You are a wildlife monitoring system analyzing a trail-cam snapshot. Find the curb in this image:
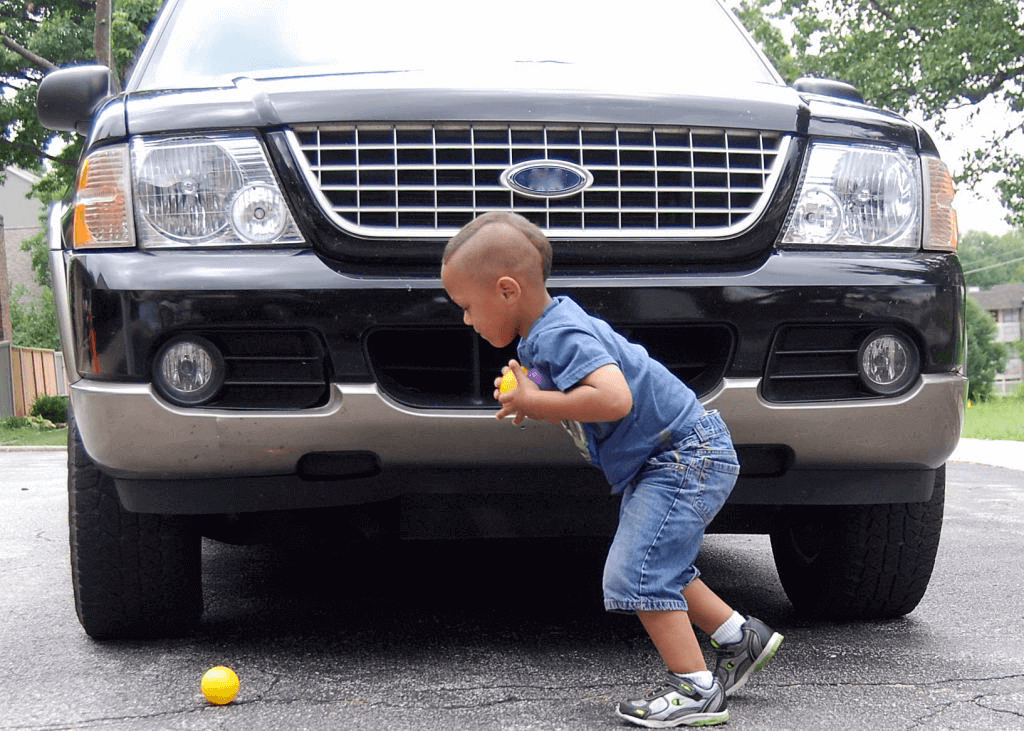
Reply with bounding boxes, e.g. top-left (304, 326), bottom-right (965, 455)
top-left (0, 445), bottom-right (67, 452)
top-left (949, 438), bottom-right (1024, 473)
